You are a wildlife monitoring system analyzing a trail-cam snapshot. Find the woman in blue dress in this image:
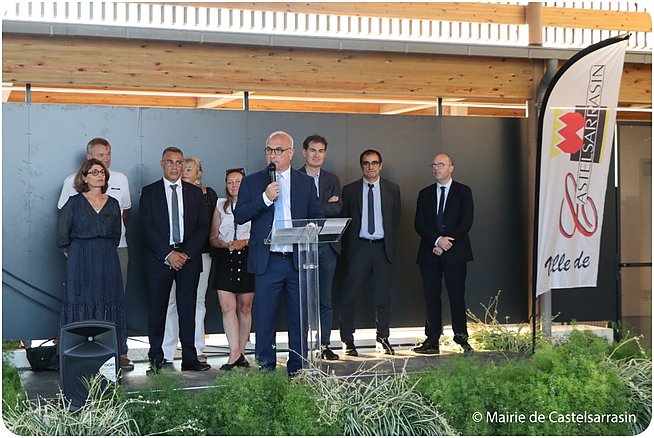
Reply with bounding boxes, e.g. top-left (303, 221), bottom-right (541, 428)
top-left (57, 158), bottom-right (128, 367)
